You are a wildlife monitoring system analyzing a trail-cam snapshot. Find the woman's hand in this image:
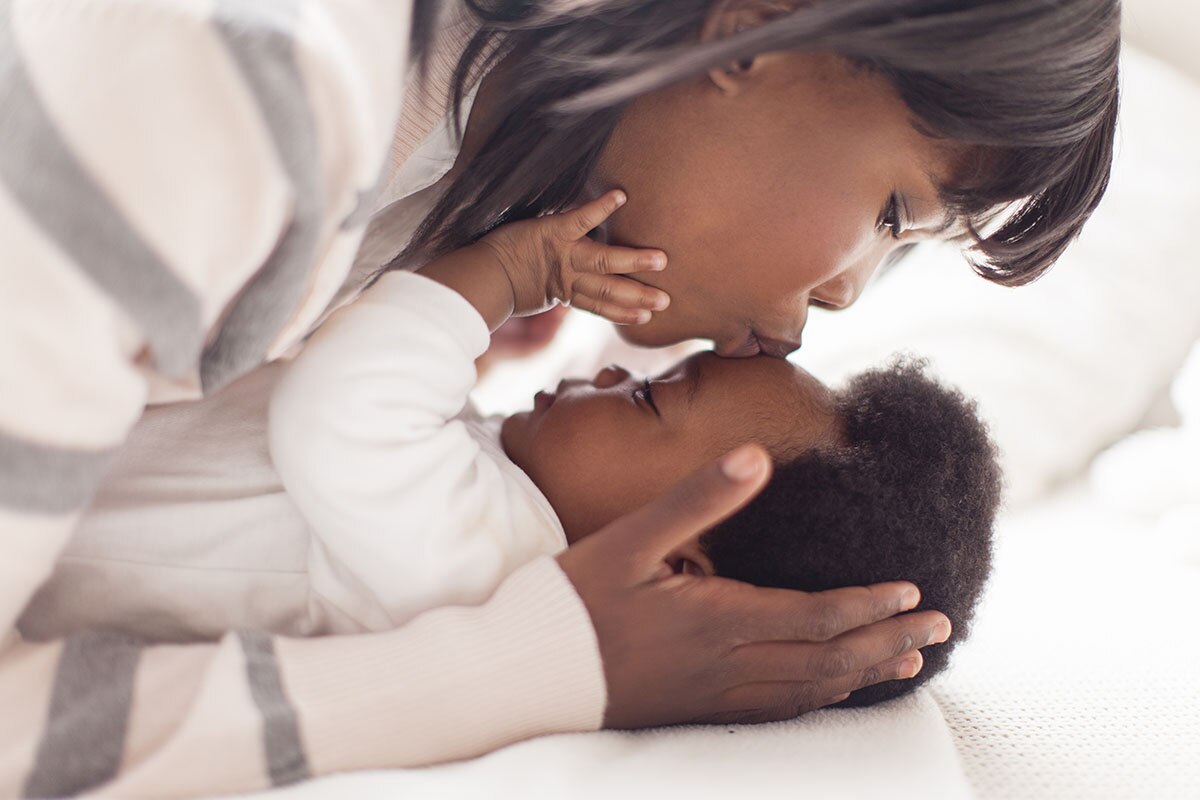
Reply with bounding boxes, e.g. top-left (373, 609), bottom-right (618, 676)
top-left (557, 444), bottom-right (951, 728)
top-left (480, 190), bottom-right (671, 325)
